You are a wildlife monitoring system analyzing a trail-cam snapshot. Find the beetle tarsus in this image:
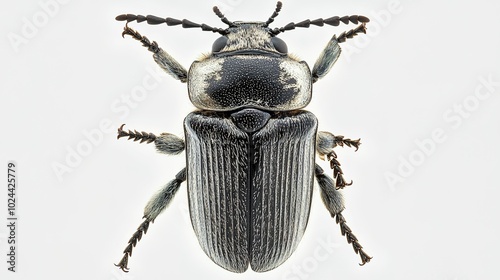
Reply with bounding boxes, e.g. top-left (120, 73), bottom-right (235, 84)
top-left (334, 135), bottom-right (361, 151)
top-left (317, 133), bottom-right (361, 189)
top-left (117, 124), bottom-right (157, 143)
top-left (115, 169), bottom-right (186, 272)
top-left (119, 23), bottom-right (189, 82)
top-left (114, 255), bottom-right (130, 272)
top-left (327, 151), bottom-right (353, 189)
top-left (337, 23), bottom-right (368, 43)
top-left (334, 212), bottom-right (372, 265)
top-left (316, 164), bottom-right (372, 265)
top-left (330, 135), bottom-right (360, 188)
top-left (310, 21), bottom-right (368, 82)
top-left (117, 124), bottom-right (185, 155)
top-left (115, 219), bottom-right (151, 273)
top-left (121, 25), bottom-right (161, 53)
